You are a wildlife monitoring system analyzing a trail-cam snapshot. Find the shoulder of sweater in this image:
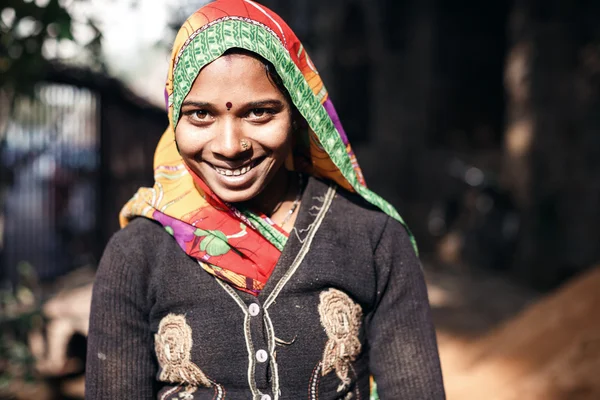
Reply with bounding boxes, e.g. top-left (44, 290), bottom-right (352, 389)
top-left (111, 216), bottom-right (165, 245)
top-left (93, 218), bottom-right (168, 300)
top-left (102, 217), bottom-right (169, 265)
top-left (317, 179), bottom-right (397, 241)
top-left (325, 181), bottom-right (415, 254)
